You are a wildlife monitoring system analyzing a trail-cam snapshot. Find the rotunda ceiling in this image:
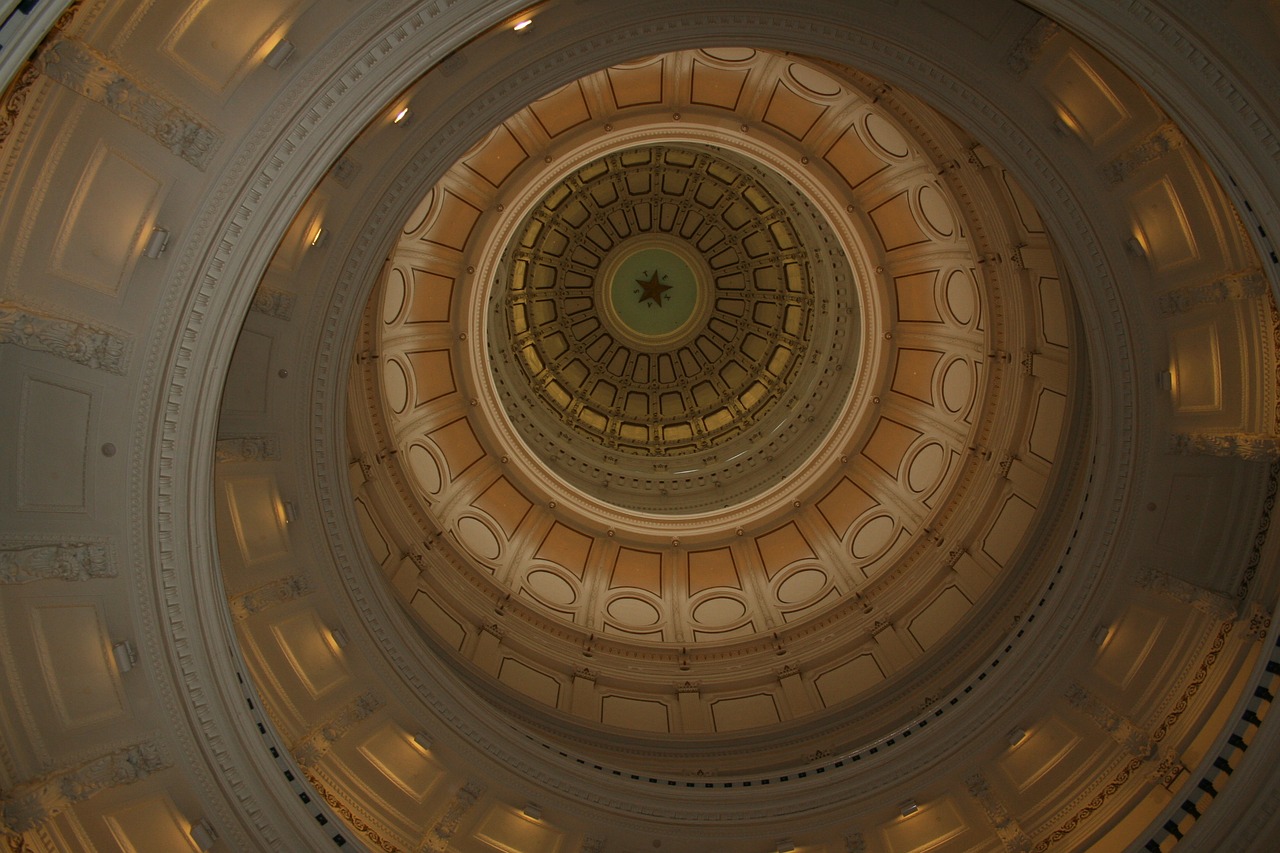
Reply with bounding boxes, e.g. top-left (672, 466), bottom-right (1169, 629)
top-left (352, 48), bottom-right (1080, 753)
